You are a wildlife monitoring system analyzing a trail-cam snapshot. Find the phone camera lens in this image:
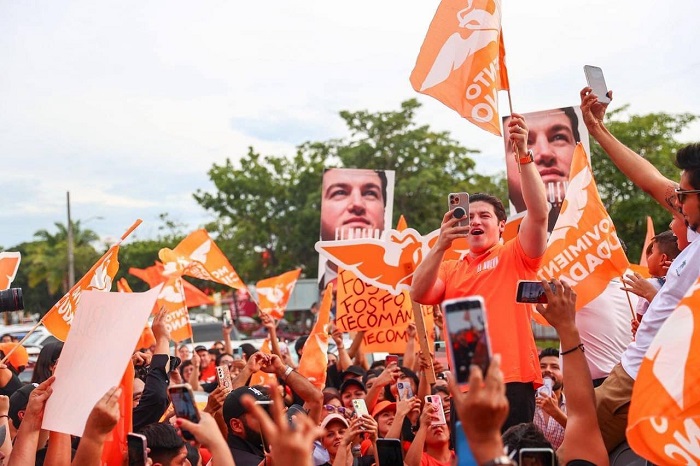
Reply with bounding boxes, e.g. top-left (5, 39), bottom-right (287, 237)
top-left (453, 207), bottom-right (466, 219)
